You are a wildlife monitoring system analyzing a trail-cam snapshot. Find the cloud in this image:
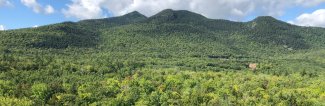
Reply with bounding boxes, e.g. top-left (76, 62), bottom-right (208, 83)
top-left (0, 0), bottom-right (12, 7)
top-left (0, 25), bottom-right (5, 31)
top-left (62, 0), bottom-right (105, 19)
top-left (62, 0), bottom-right (325, 20)
top-left (44, 5), bottom-right (54, 14)
top-left (295, 0), bottom-right (325, 7)
top-left (289, 9), bottom-right (325, 27)
top-left (33, 25), bottom-right (38, 28)
top-left (21, 0), bottom-right (55, 14)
